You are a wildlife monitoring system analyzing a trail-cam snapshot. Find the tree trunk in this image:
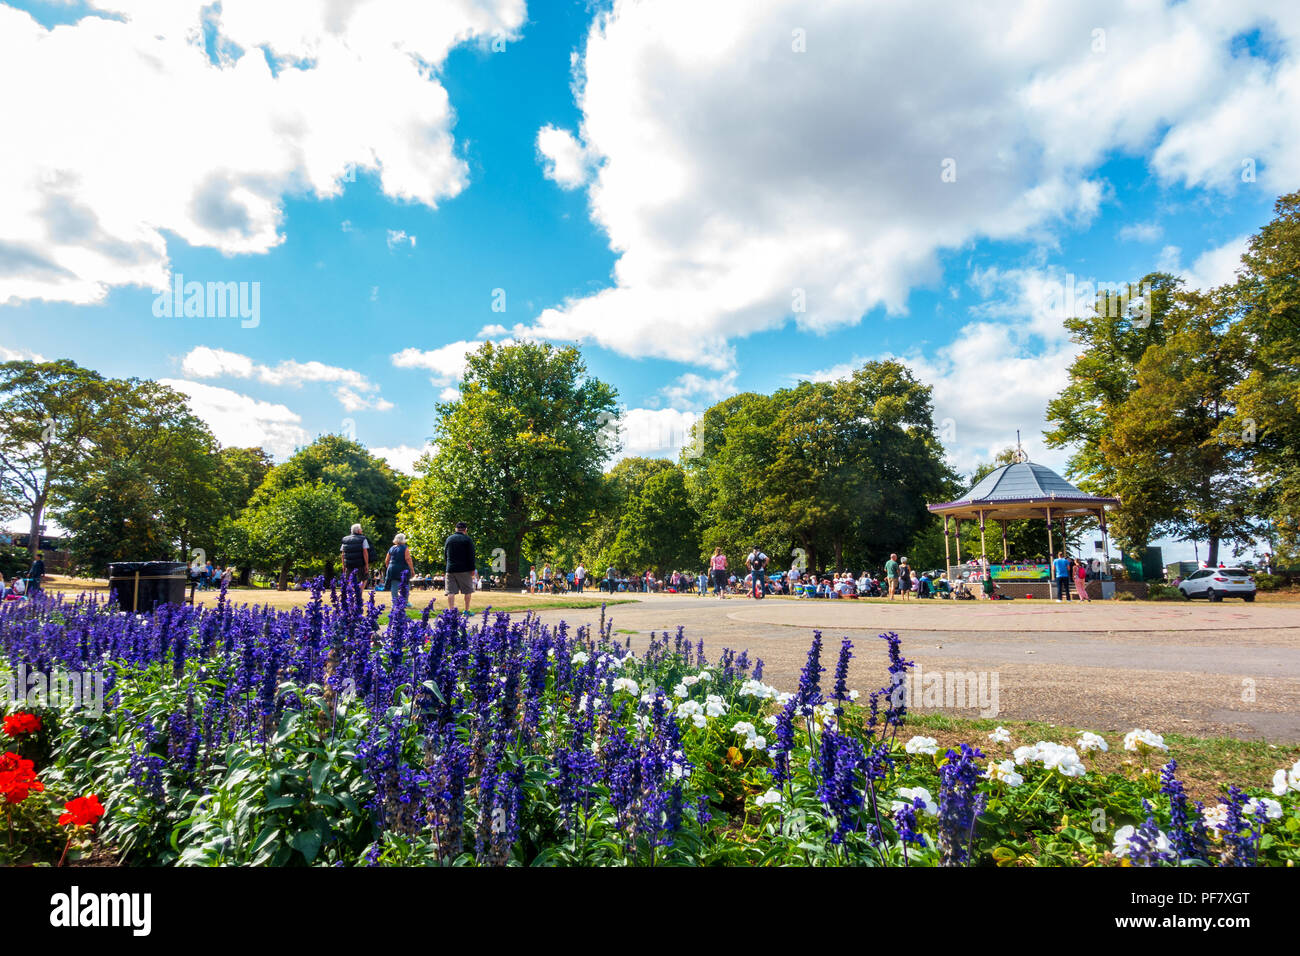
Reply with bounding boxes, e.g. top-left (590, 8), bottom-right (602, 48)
top-left (27, 494), bottom-right (45, 560)
top-left (834, 539), bottom-right (843, 572)
top-left (506, 533), bottom-right (525, 590)
top-left (1207, 537), bottom-right (1220, 567)
top-left (278, 557), bottom-right (291, 591)
top-left (324, 556), bottom-right (336, 586)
